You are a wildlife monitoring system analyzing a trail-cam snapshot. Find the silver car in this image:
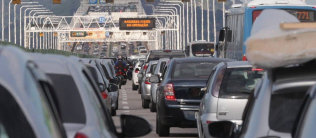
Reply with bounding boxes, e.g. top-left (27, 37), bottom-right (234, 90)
top-left (198, 61), bottom-right (264, 138)
top-left (140, 60), bottom-right (158, 108)
top-left (31, 54), bottom-right (117, 138)
top-left (207, 61), bottom-right (316, 138)
top-left (149, 58), bottom-right (170, 112)
top-left (0, 46), bottom-right (66, 138)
